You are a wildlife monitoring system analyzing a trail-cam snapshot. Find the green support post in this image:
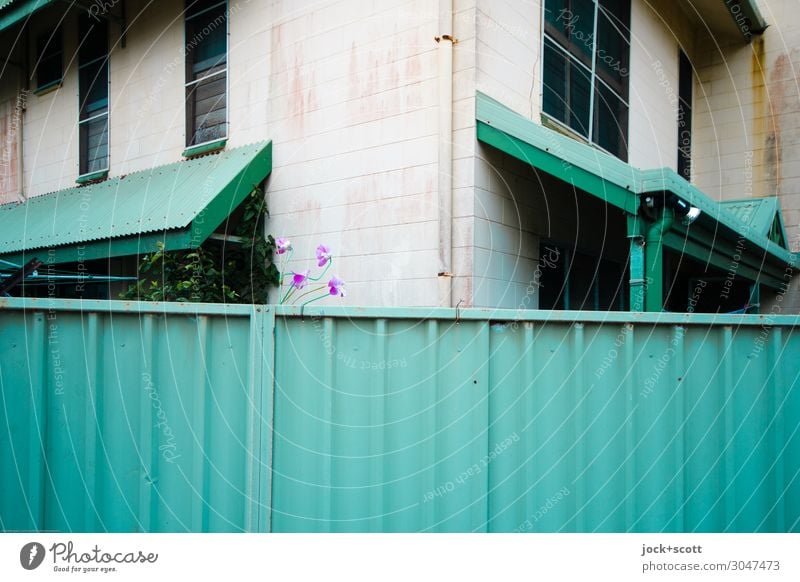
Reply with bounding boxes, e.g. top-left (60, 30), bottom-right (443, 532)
top-left (645, 207), bottom-right (675, 312)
